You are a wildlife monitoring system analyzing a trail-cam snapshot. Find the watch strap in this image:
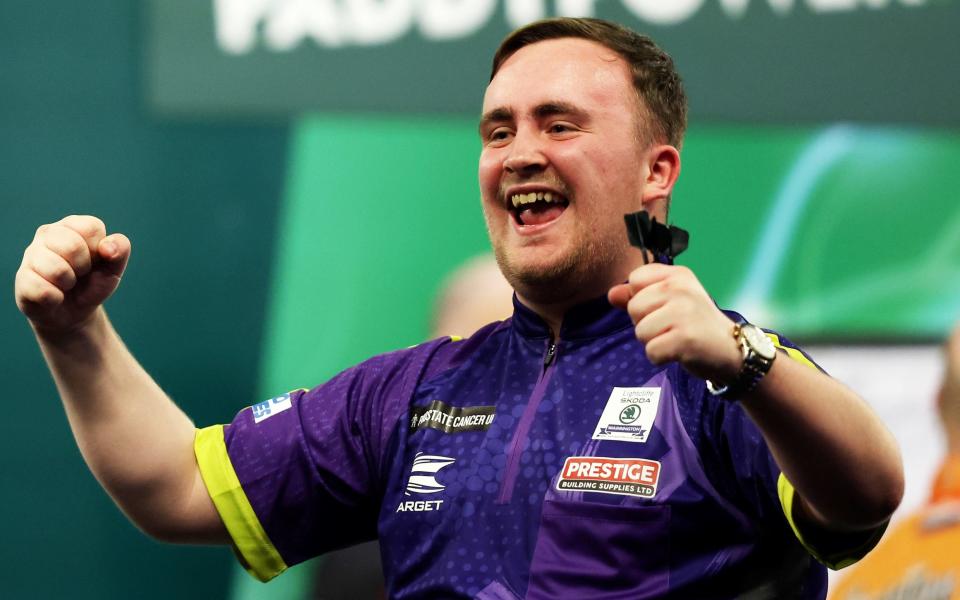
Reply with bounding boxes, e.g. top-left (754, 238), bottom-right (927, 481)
top-left (707, 322), bottom-right (776, 400)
